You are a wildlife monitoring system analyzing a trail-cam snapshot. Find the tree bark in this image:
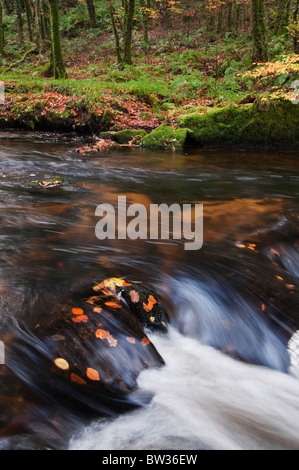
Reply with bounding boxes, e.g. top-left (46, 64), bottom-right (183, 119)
top-left (15, 0), bottom-right (24, 43)
top-left (294, 0), bottom-right (299, 53)
top-left (139, 0), bottom-right (149, 47)
top-left (0, 0), bottom-right (5, 58)
top-left (24, 0), bottom-right (34, 42)
top-left (47, 0), bottom-right (67, 78)
top-left (86, 0), bottom-right (97, 27)
top-left (251, 0), bottom-right (268, 63)
top-left (109, 0), bottom-right (122, 64)
top-left (123, 0), bottom-right (135, 64)
top-left (275, 0), bottom-right (291, 36)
